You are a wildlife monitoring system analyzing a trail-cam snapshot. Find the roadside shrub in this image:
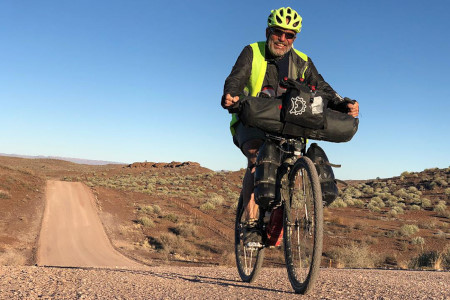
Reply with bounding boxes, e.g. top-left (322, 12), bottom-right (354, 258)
top-left (329, 243), bottom-right (378, 268)
top-left (408, 250), bottom-right (447, 270)
top-left (400, 224), bottom-right (419, 236)
top-left (158, 232), bottom-right (186, 254)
